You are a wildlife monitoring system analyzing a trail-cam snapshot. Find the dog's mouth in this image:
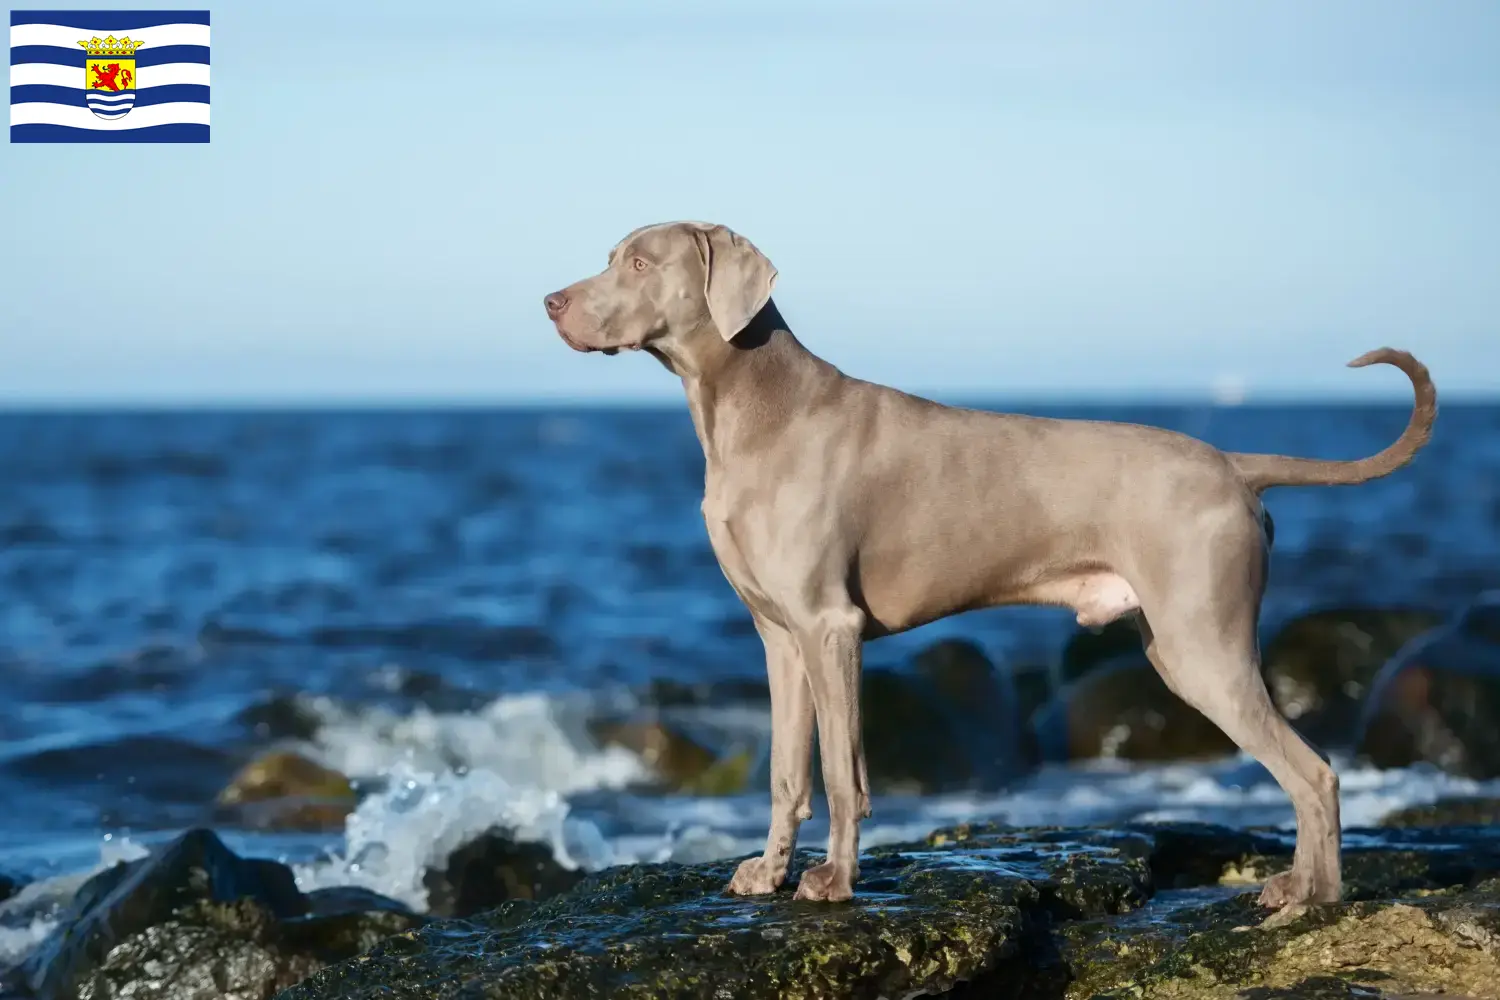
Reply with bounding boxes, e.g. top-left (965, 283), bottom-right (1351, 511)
top-left (555, 326), bottom-right (596, 354)
top-left (556, 325), bottom-right (638, 356)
